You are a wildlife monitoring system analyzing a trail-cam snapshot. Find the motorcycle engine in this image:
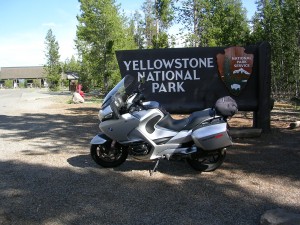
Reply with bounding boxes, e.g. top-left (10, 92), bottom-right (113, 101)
top-left (129, 142), bottom-right (151, 156)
